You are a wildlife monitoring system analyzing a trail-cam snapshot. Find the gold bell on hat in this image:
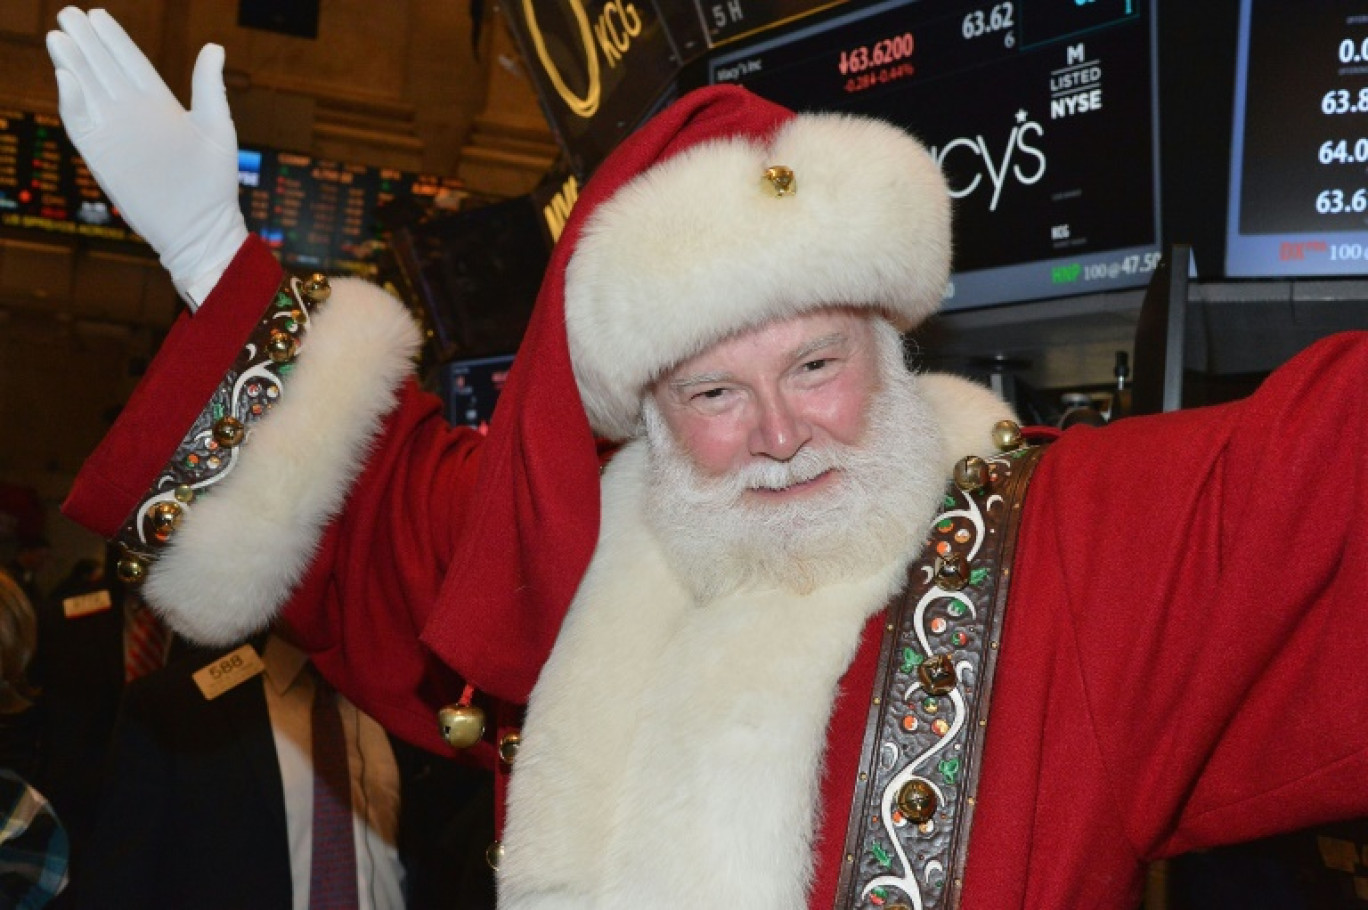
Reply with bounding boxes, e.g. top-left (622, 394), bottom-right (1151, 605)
top-left (762, 165), bottom-right (796, 197)
top-left (437, 703), bottom-right (486, 750)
